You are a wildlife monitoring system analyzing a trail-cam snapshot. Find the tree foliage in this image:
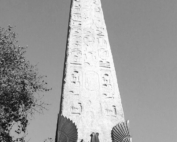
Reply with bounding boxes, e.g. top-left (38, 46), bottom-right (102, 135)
top-left (0, 26), bottom-right (50, 142)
